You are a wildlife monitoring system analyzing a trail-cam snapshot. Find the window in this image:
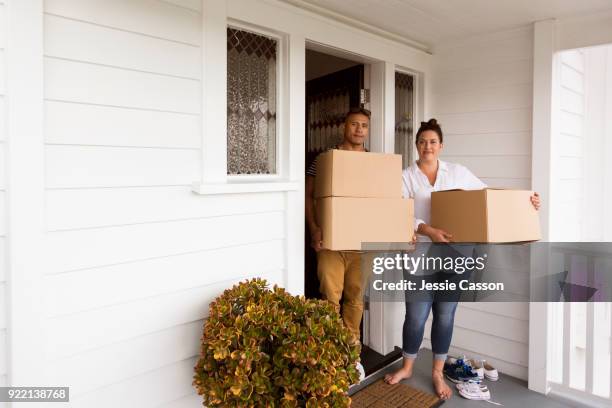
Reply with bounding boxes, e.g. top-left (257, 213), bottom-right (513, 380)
top-left (227, 27), bottom-right (278, 175)
top-left (394, 72), bottom-right (414, 168)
